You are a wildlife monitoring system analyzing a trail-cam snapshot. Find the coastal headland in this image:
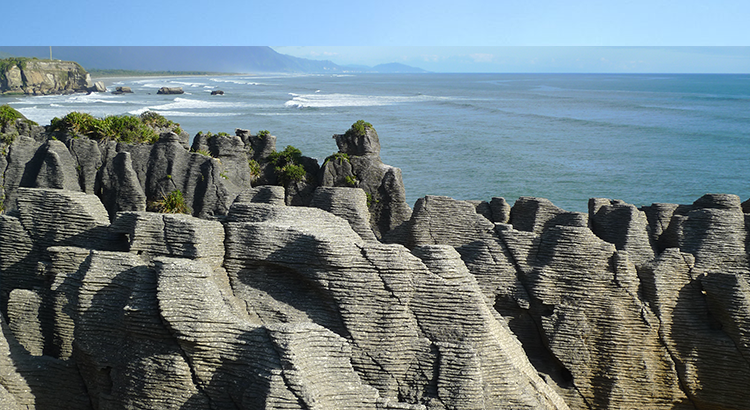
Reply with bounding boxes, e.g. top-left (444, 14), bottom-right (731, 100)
top-left (0, 106), bottom-right (749, 409)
